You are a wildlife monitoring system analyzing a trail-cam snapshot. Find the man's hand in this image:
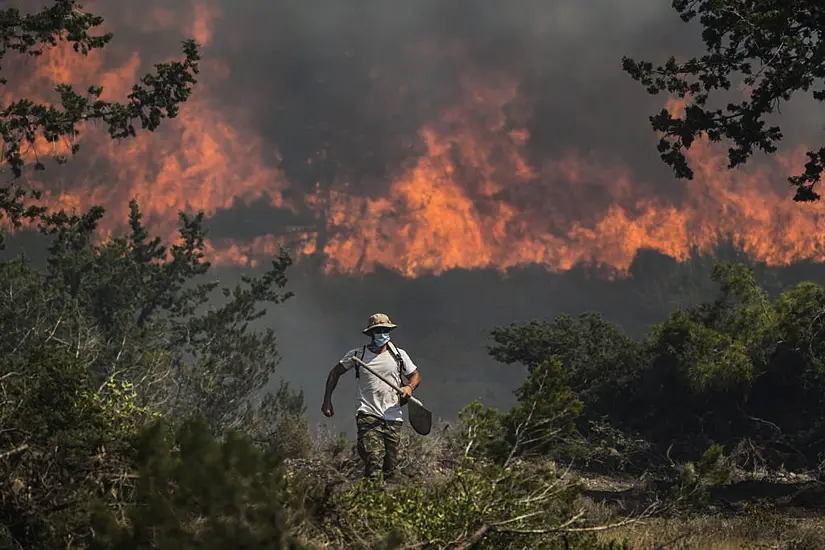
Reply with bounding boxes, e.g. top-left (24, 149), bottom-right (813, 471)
top-left (399, 385), bottom-right (413, 406)
top-left (321, 401), bottom-right (334, 418)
